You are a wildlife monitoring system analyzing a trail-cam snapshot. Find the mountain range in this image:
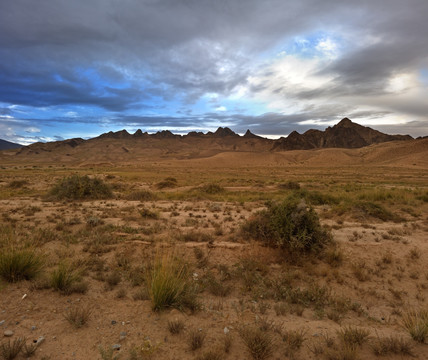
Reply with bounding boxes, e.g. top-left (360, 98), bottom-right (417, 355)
top-left (2, 118), bottom-right (424, 167)
top-left (0, 139), bottom-right (23, 151)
